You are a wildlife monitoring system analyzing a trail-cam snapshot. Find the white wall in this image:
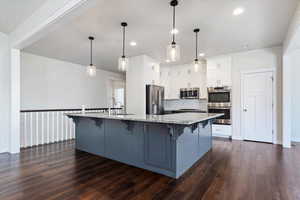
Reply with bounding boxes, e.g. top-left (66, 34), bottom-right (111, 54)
top-left (283, 2), bottom-right (300, 146)
top-left (21, 52), bottom-right (124, 110)
top-left (228, 46), bottom-right (283, 142)
top-left (126, 55), bottom-right (160, 115)
top-left (289, 50), bottom-right (300, 142)
top-left (160, 63), bottom-right (207, 99)
top-left (0, 32), bottom-right (10, 153)
top-left (284, 2), bottom-right (300, 53)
